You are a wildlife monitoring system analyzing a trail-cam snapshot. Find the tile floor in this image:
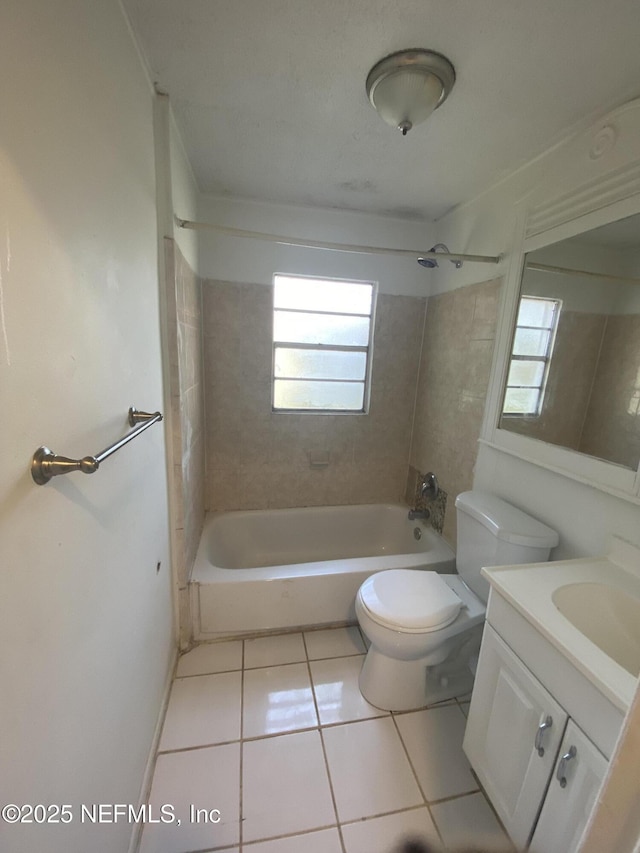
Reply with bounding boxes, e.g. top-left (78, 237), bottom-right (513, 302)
top-left (139, 627), bottom-right (513, 853)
